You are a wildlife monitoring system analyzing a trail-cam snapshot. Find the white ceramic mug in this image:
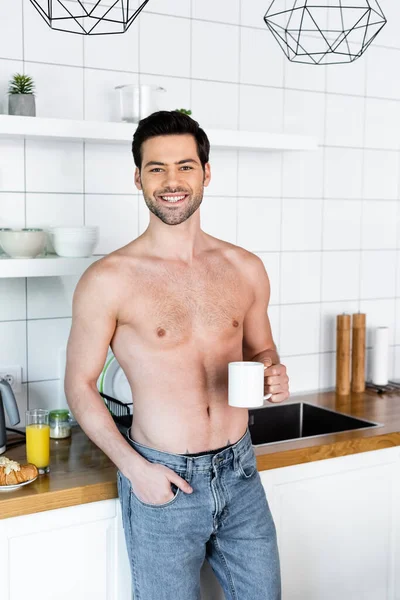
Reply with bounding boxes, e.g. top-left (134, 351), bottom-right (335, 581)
top-left (228, 361), bottom-right (272, 408)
